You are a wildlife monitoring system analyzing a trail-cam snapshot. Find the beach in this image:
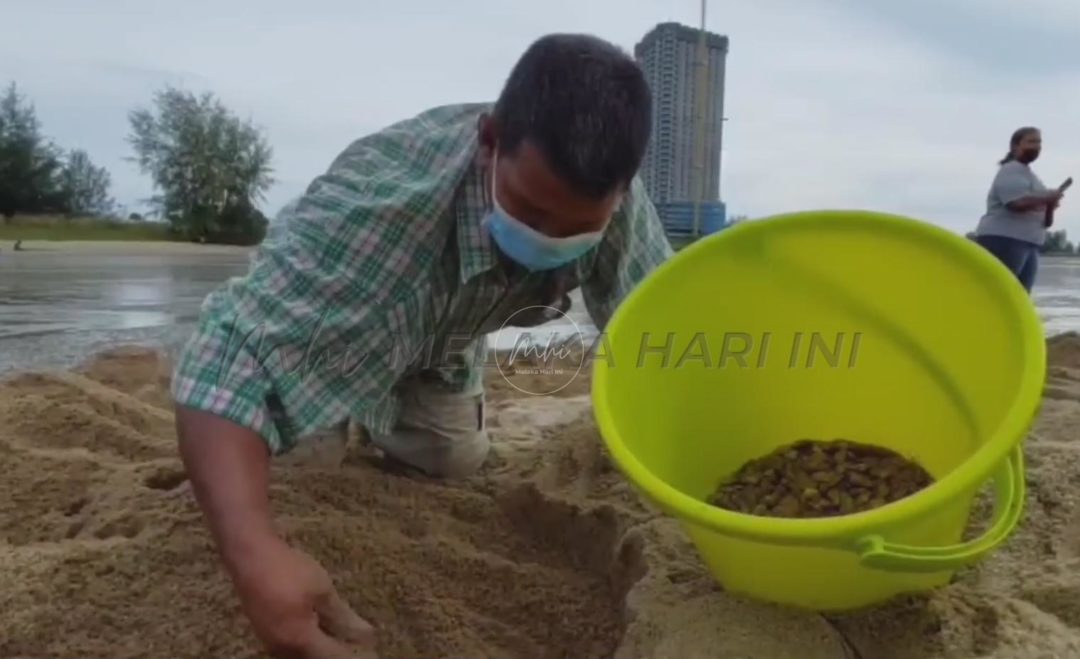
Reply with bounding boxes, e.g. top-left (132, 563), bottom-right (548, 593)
top-left (3, 334), bottom-right (1080, 658)
top-left (4, 239), bottom-right (1080, 658)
